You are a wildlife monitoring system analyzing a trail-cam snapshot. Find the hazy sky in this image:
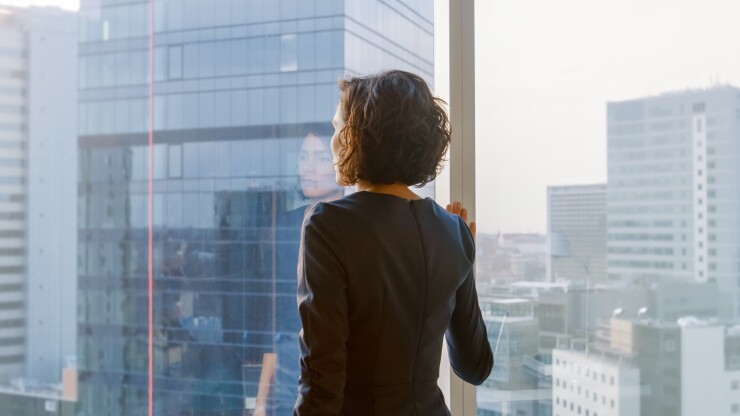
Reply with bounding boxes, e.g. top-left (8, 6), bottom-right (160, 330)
top-left (5, 0), bottom-right (740, 233)
top-left (475, 0), bottom-right (740, 233)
